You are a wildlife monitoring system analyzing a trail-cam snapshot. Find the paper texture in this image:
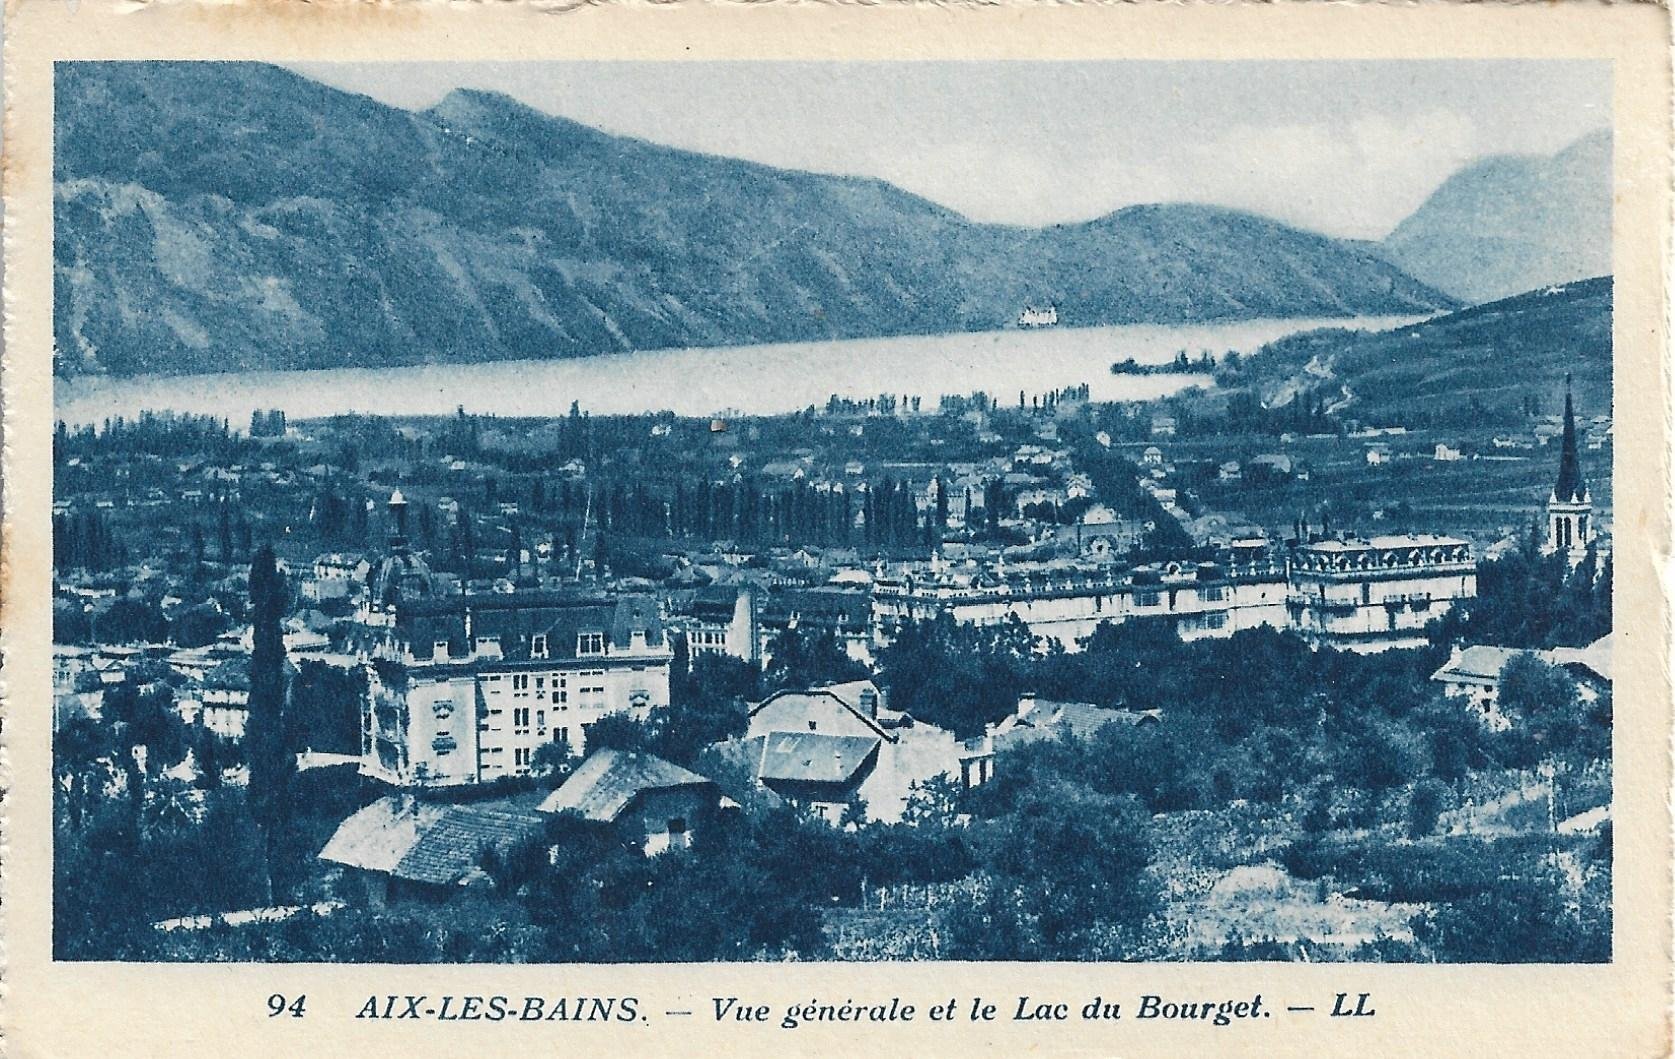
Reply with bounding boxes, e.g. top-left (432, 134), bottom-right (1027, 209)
top-left (4, 2), bottom-right (1670, 1056)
